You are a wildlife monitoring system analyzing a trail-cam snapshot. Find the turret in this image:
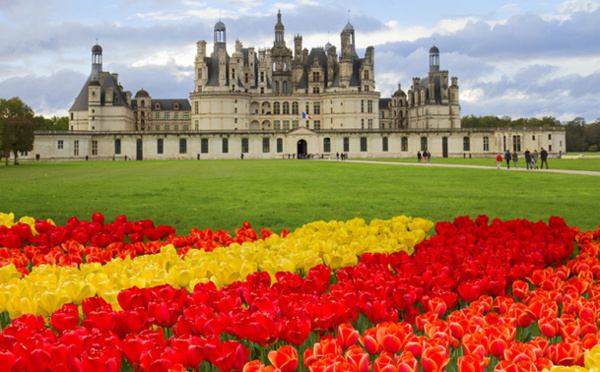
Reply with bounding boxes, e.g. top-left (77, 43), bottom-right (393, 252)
top-left (429, 45), bottom-right (439, 73)
top-left (91, 44), bottom-right (103, 81)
